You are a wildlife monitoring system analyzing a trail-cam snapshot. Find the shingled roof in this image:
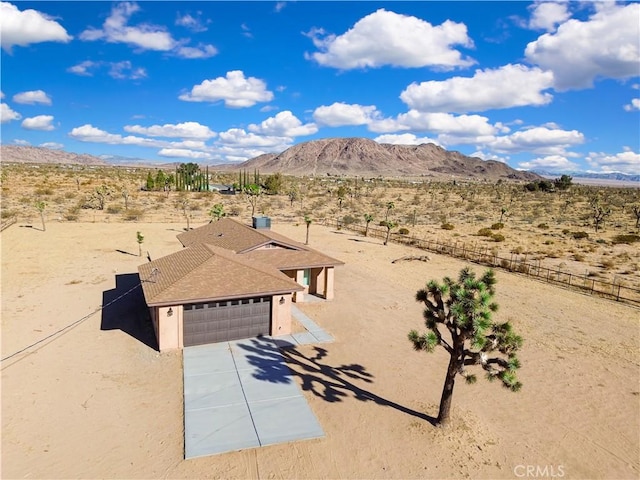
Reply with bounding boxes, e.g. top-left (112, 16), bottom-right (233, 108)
top-left (138, 243), bottom-right (303, 307)
top-left (176, 218), bottom-right (344, 267)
